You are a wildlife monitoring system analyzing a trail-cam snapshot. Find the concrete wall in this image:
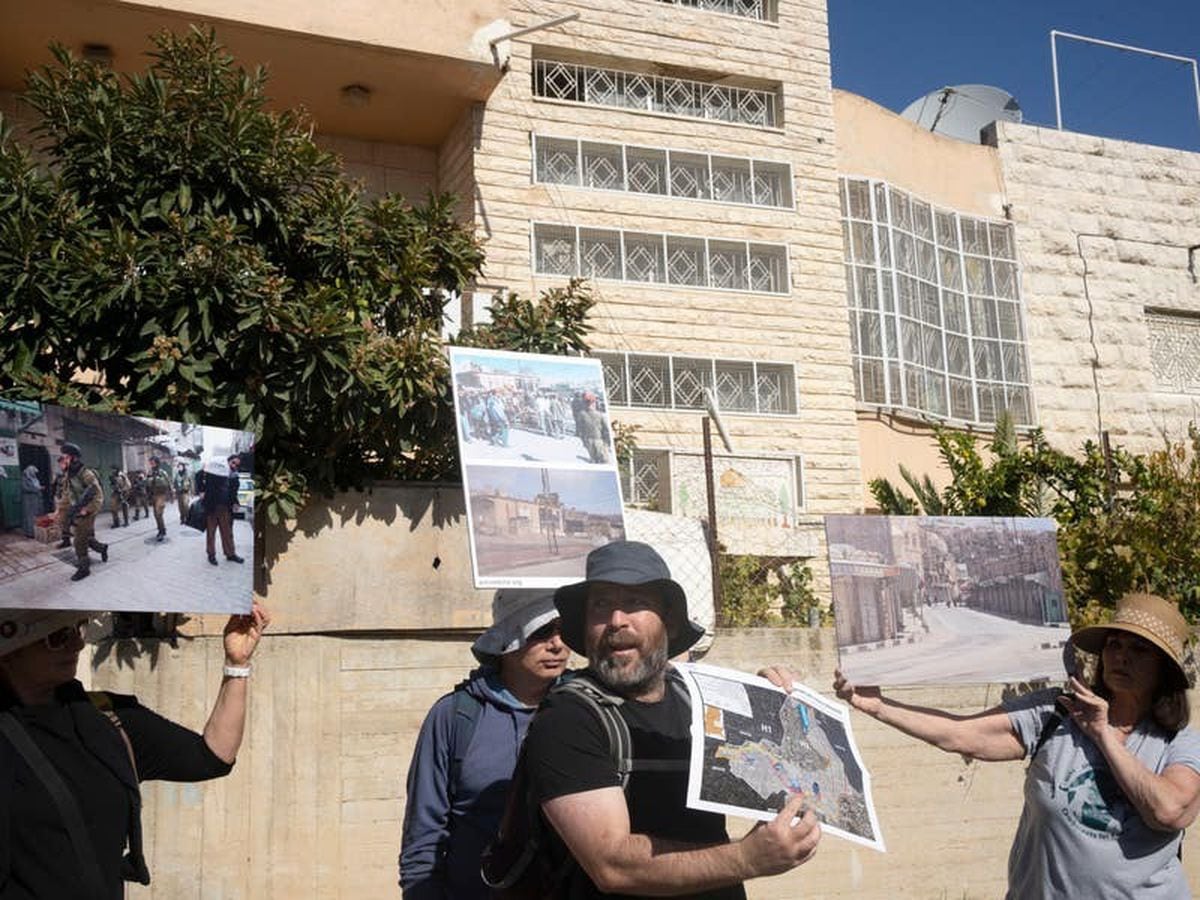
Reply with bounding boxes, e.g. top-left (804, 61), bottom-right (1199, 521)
top-left (113, 0), bottom-right (506, 64)
top-left (992, 121), bottom-right (1200, 454)
top-left (91, 628), bottom-right (1200, 899)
